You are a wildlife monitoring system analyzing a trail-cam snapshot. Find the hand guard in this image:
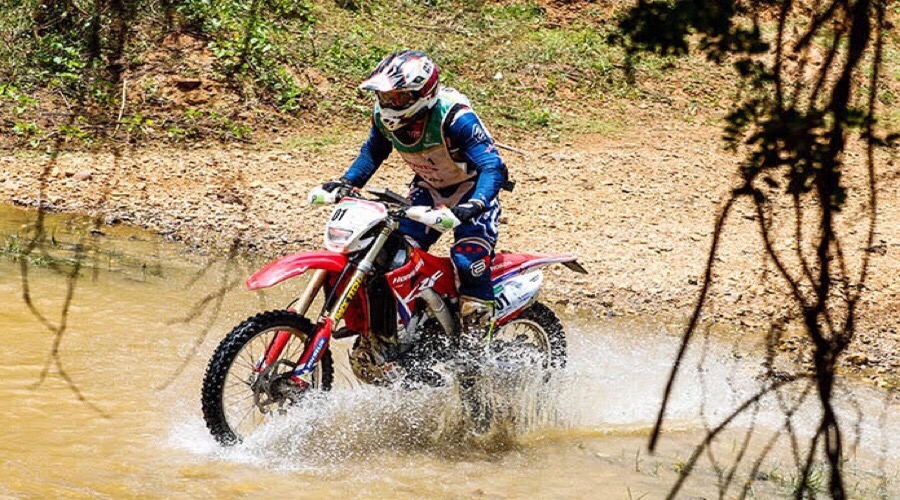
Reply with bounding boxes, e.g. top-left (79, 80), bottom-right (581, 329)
top-left (308, 179), bottom-right (353, 205)
top-left (406, 206), bottom-right (461, 232)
